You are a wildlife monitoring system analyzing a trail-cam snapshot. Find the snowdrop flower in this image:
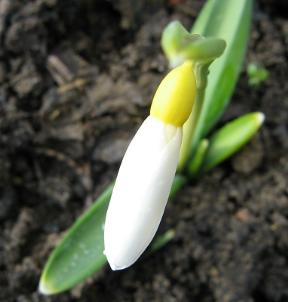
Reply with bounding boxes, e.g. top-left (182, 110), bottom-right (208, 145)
top-left (104, 61), bottom-right (196, 270)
